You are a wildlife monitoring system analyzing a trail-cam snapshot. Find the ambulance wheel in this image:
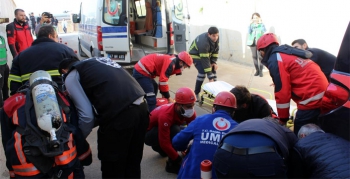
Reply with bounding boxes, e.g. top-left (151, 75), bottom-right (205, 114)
top-left (78, 41), bottom-right (88, 57)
